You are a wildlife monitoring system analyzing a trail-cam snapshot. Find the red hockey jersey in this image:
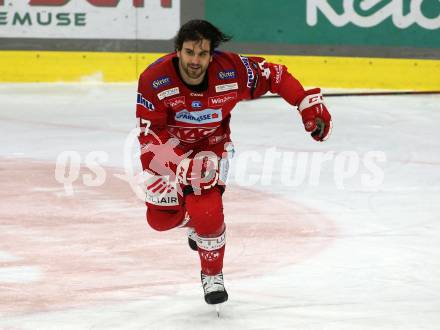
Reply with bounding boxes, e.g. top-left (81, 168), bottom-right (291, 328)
top-left (136, 51), bottom-right (305, 173)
